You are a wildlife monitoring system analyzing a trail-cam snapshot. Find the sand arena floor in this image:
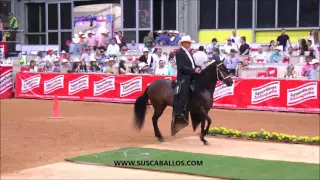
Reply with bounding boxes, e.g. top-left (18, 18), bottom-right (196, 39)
top-left (1, 99), bottom-right (319, 179)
